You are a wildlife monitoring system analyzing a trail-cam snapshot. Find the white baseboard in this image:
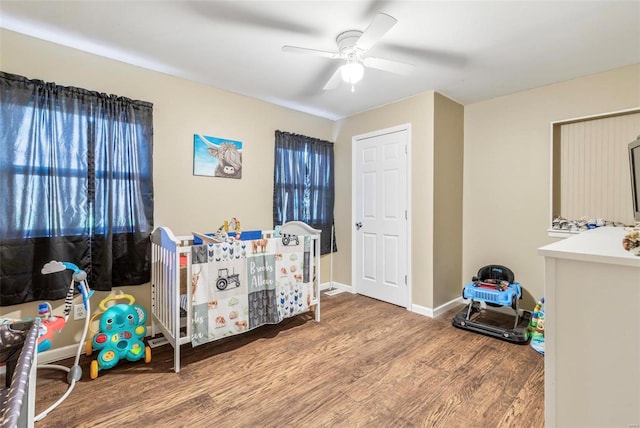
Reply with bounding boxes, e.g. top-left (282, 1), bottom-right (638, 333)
top-left (38, 344), bottom-right (80, 365)
top-left (411, 303), bottom-right (433, 317)
top-left (433, 296), bottom-right (466, 317)
top-left (411, 296), bottom-right (465, 318)
top-left (317, 282), bottom-right (463, 318)
top-left (36, 323), bottom-right (156, 365)
top-left (320, 281), bottom-right (352, 294)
